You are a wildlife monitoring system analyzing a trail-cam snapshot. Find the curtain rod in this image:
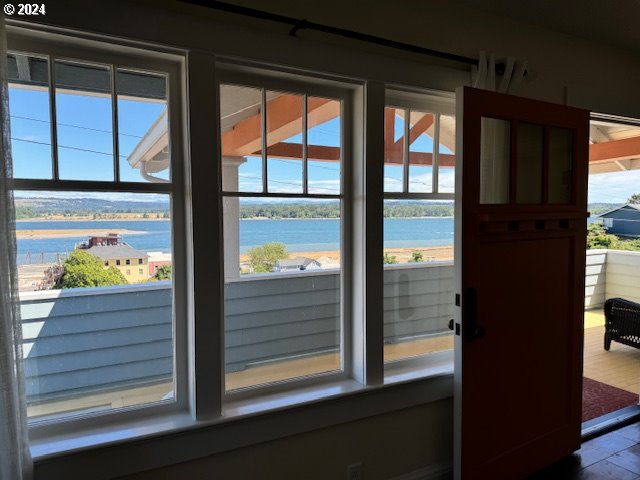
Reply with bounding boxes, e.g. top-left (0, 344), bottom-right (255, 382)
top-left (180, 0), bottom-right (483, 68)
